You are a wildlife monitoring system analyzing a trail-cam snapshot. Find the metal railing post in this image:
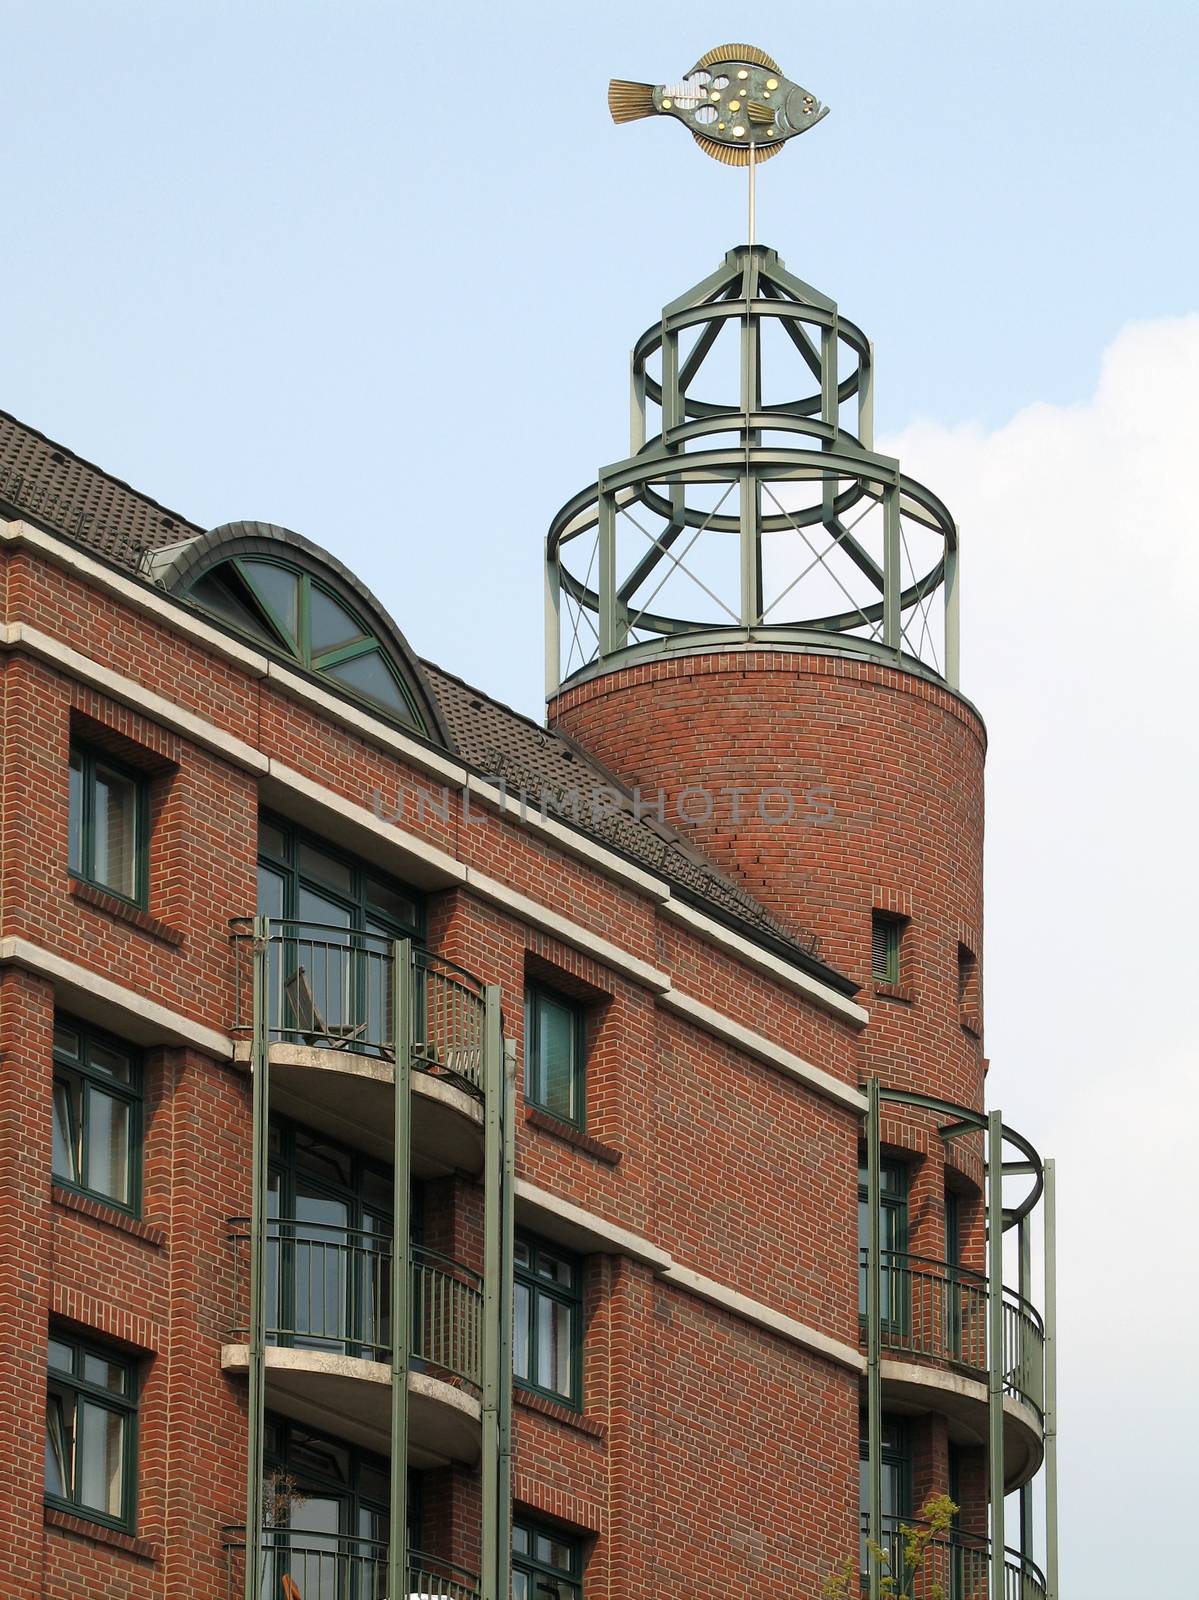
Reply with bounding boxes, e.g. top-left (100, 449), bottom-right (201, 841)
top-left (388, 939), bottom-right (413, 1600)
top-left (480, 985), bottom-right (506, 1600)
top-left (499, 1036), bottom-right (516, 1597)
top-left (865, 1078), bottom-right (883, 1600)
top-left (243, 918), bottom-right (271, 1600)
top-left (987, 1110), bottom-right (1005, 1600)
top-left (882, 483), bottom-right (901, 654)
top-left (1017, 1211), bottom-right (1034, 1562)
top-left (1044, 1157), bottom-right (1059, 1600)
